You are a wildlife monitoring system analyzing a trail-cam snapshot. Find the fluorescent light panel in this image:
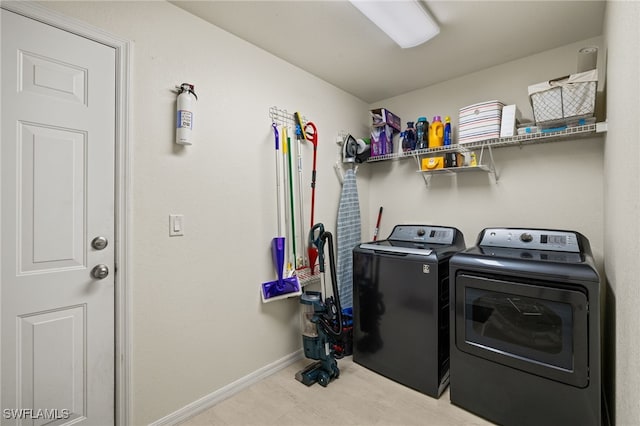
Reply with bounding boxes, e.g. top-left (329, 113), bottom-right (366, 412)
top-left (350, 0), bottom-right (439, 48)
